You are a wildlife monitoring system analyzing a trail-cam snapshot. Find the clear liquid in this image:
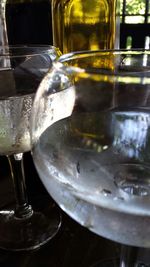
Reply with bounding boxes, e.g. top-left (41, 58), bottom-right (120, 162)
top-left (0, 93), bottom-right (34, 155)
top-left (0, 62), bottom-right (47, 155)
top-left (33, 110), bottom-right (150, 247)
